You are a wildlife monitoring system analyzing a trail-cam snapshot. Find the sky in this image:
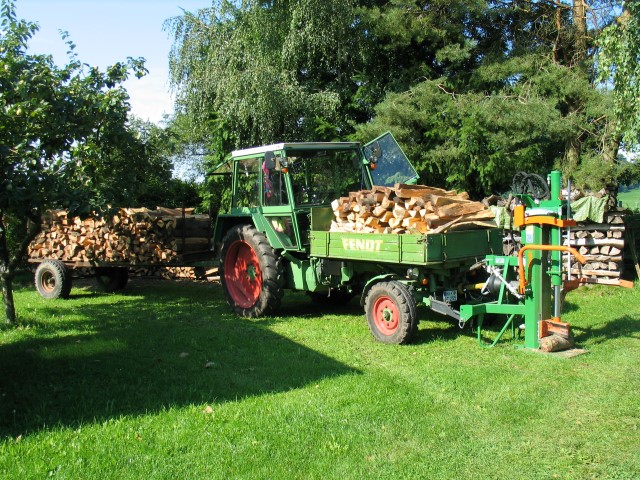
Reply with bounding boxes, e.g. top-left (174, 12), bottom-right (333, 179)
top-left (15, 0), bottom-right (211, 124)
